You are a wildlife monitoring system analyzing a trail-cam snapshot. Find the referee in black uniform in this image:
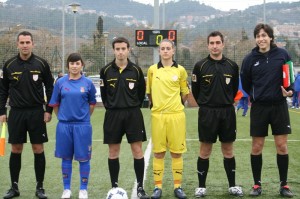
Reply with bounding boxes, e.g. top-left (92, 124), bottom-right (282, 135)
top-left (192, 31), bottom-right (243, 197)
top-left (99, 37), bottom-right (149, 199)
top-left (0, 31), bottom-right (54, 199)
